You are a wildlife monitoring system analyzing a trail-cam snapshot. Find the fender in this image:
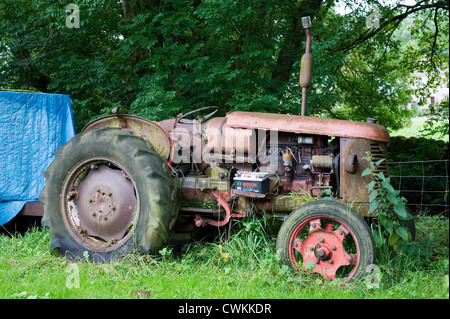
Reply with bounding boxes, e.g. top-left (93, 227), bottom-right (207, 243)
top-left (83, 114), bottom-right (173, 162)
top-left (226, 111), bottom-right (390, 143)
